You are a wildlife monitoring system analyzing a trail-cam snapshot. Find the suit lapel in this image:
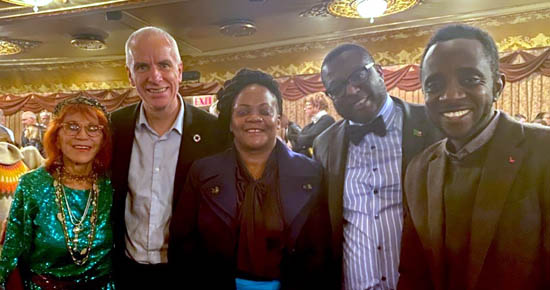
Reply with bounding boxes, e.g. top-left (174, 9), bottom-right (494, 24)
top-left (113, 104), bottom-right (139, 204)
top-left (395, 97), bottom-right (431, 173)
top-left (117, 104), bottom-right (139, 182)
top-left (425, 142), bottom-right (447, 289)
top-left (467, 115), bottom-right (525, 289)
top-left (172, 103), bottom-right (204, 207)
top-left (328, 122), bottom-right (348, 245)
top-left (200, 150), bottom-right (239, 228)
top-left (278, 142), bottom-right (315, 227)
